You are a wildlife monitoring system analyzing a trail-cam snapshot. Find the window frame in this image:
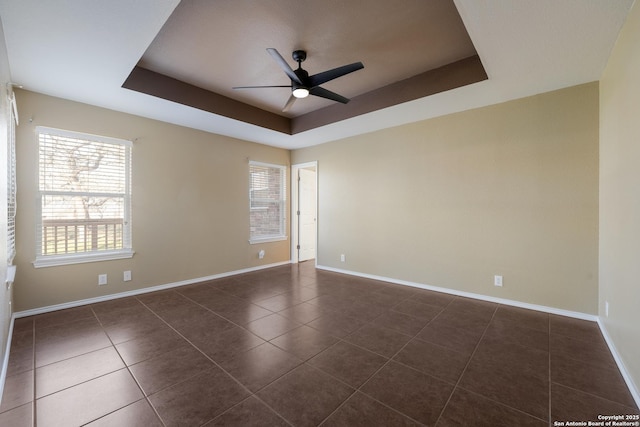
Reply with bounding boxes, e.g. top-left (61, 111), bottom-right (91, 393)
top-left (248, 161), bottom-right (287, 244)
top-left (7, 90), bottom-right (18, 266)
top-left (33, 126), bottom-right (134, 268)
